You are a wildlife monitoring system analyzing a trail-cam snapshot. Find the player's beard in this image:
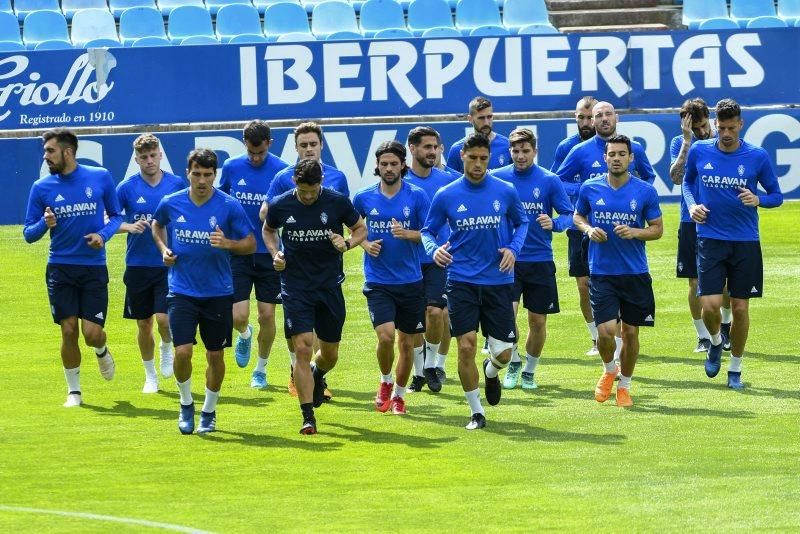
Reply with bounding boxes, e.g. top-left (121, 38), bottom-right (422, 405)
top-left (579, 127), bottom-right (595, 140)
top-left (382, 174), bottom-right (400, 186)
top-left (415, 155), bottom-right (434, 169)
